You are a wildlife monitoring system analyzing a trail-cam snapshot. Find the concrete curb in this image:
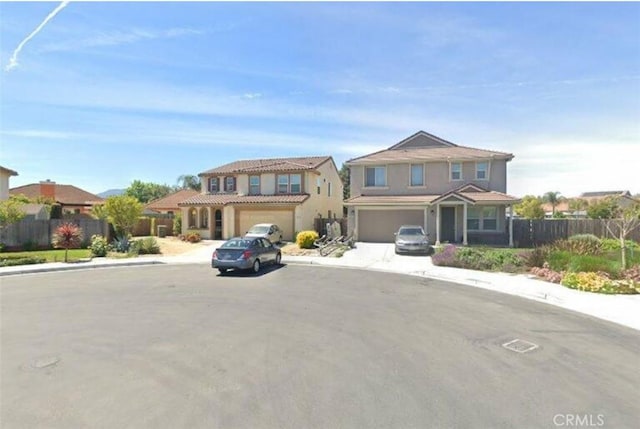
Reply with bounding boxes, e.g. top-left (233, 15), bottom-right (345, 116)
top-left (0, 260), bottom-right (163, 277)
